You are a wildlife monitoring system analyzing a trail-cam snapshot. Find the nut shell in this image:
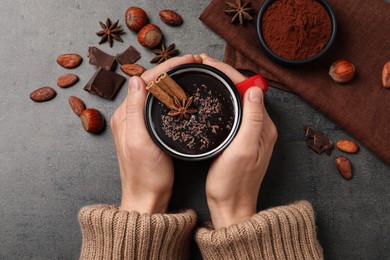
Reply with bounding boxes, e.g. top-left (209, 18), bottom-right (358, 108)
top-left (159, 10), bottom-right (183, 26)
top-left (137, 24), bottom-right (162, 49)
top-left (80, 108), bottom-right (105, 134)
top-left (125, 7), bottom-right (148, 32)
top-left (329, 59), bottom-right (355, 83)
top-left (30, 86), bottom-right (56, 102)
